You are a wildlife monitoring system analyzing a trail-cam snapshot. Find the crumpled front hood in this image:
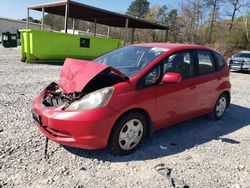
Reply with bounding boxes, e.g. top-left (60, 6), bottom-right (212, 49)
top-left (59, 58), bottom-right (109, 94)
